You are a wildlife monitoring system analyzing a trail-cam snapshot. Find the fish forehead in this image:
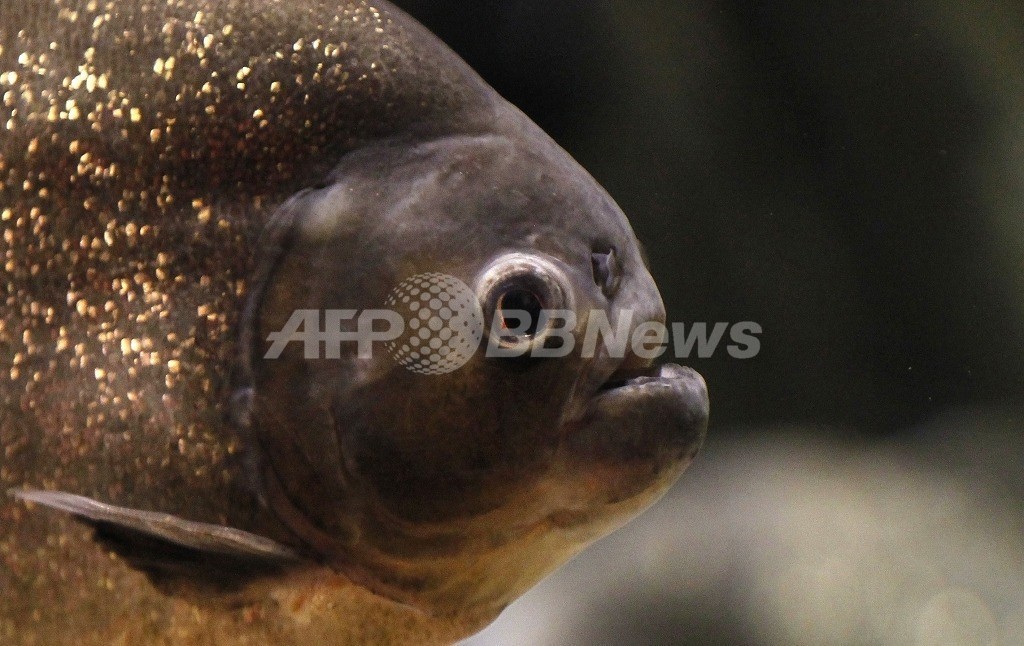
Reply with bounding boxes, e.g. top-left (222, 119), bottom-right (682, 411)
top-left (307, 131), bottom-right (644, 278)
